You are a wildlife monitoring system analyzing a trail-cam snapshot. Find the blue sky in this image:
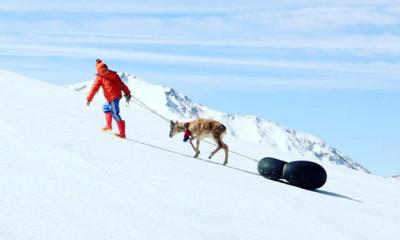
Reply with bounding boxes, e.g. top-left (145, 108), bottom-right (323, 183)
top-left (0, 0), bottom-right (399, 176)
